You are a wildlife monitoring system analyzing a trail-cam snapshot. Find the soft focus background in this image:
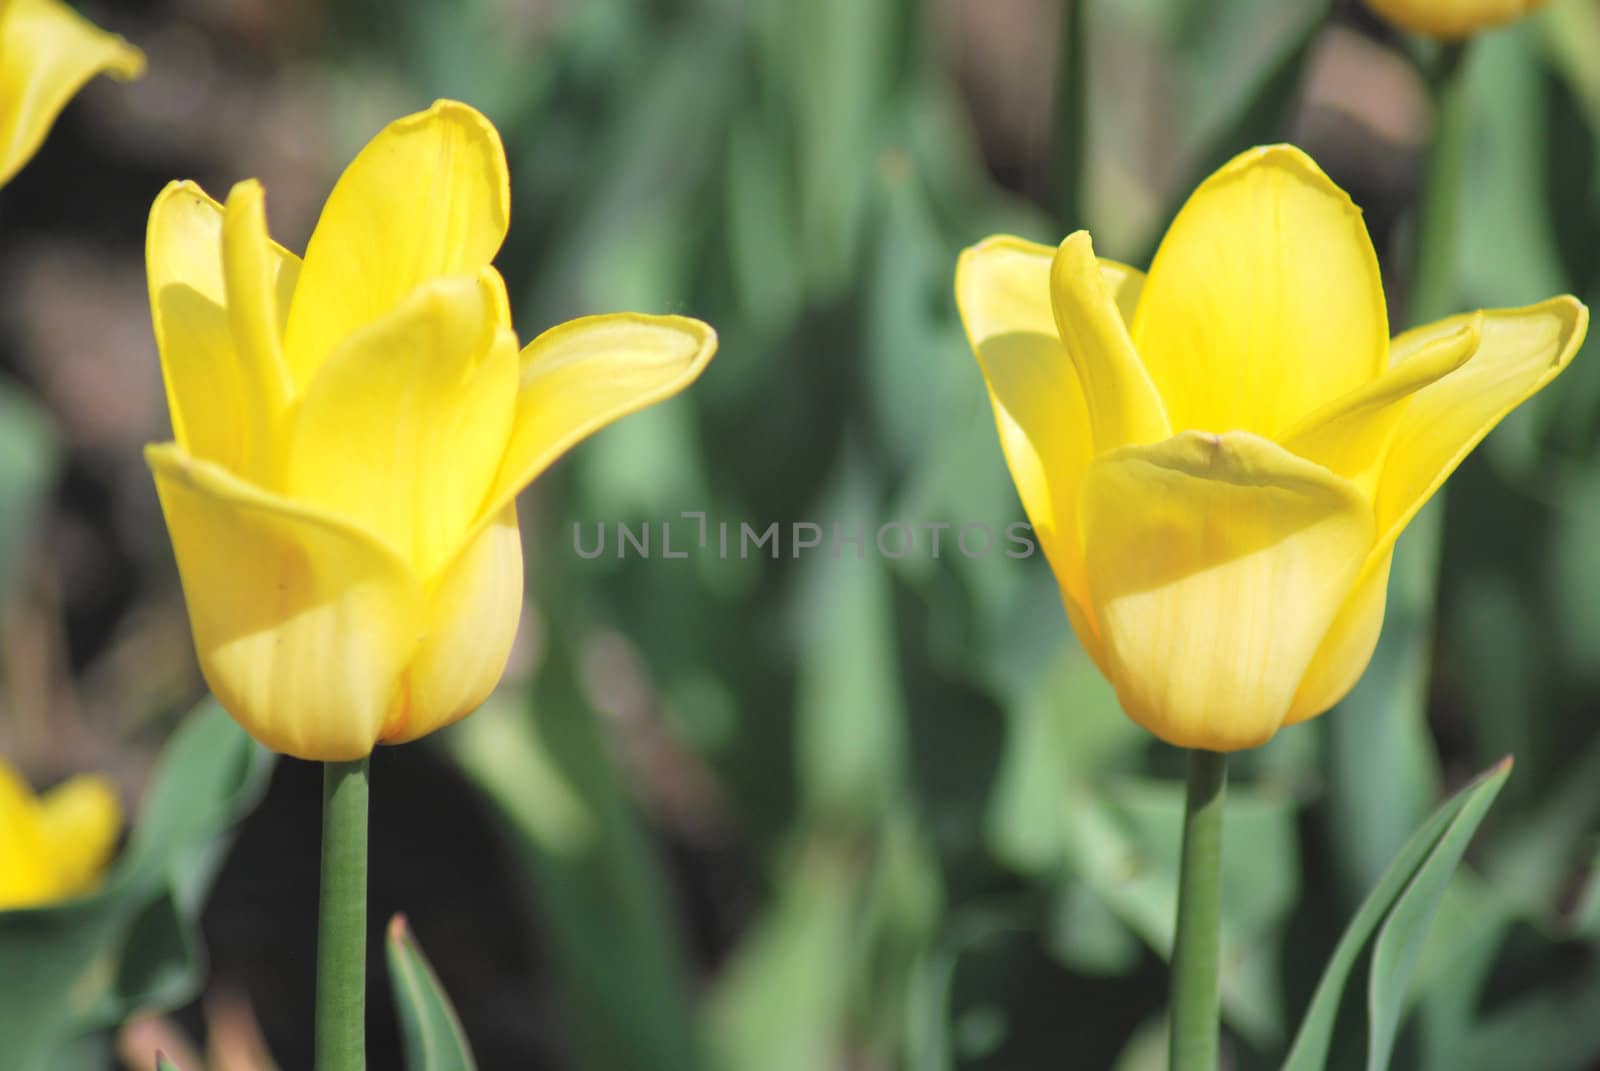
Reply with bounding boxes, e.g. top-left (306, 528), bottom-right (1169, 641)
top-left (5, 0), bottom-right (1600, 1068)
